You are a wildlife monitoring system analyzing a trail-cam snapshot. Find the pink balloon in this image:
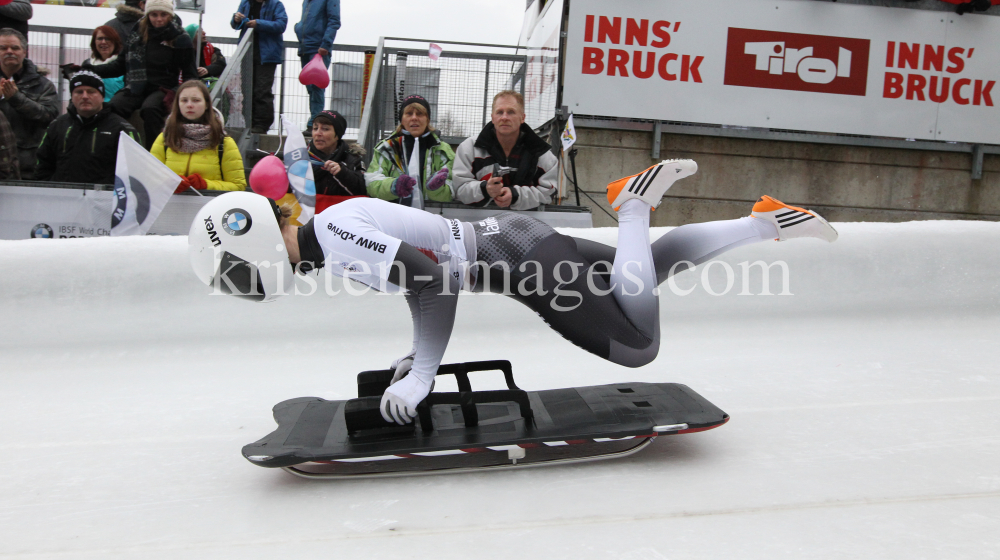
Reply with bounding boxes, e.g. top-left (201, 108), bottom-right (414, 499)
top-left (249, 155), bottom-right (289, 200)
top-left (299, 53), bottom-right (330, 88)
